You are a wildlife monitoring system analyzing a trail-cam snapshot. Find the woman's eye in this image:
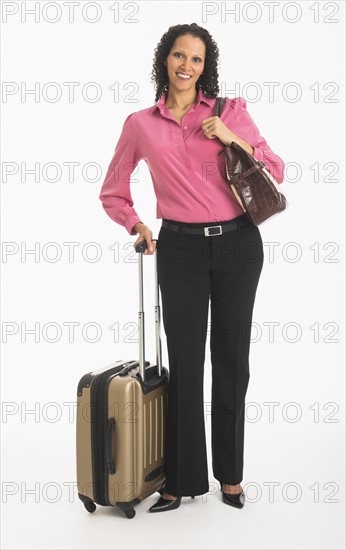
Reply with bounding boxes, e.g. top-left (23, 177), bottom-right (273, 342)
top-left (173, 53), bottom-right (202, 63)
